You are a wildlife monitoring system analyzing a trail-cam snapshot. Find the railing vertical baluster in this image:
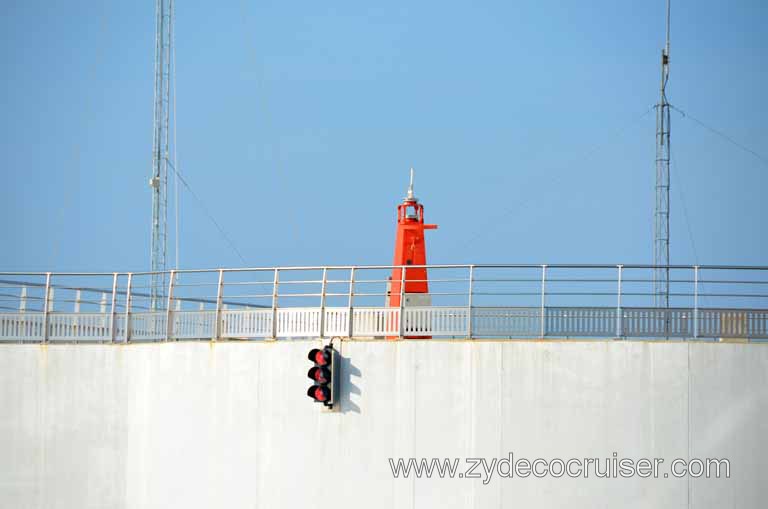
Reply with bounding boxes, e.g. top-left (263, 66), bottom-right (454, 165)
top-left (271, 269), bottom-right (279, 340)
top-left (616, 264), bottom-right (623, 338)
top-left (165, 270), bottom-right (176, 341)
top-left (467, 265), bottom-right (475, 339)
top-left (347, 267), bottom-right (355, 339)
top-left (540, 265), bottom-right (547, 338)
top-left (693, 266), bottom-right (699, 339)
top-left (109, 273), bottom-right (118, 343)
top-left (124, 273), bottom-right (133, 343)
top-left (319, 268), bottom-right (327, 338)
top-left (214, 269), bottom-right (224, 341)
top-left (399, 265), bottom-right (406, 339)
top-left (42, 272), bottom-right (51, 343)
